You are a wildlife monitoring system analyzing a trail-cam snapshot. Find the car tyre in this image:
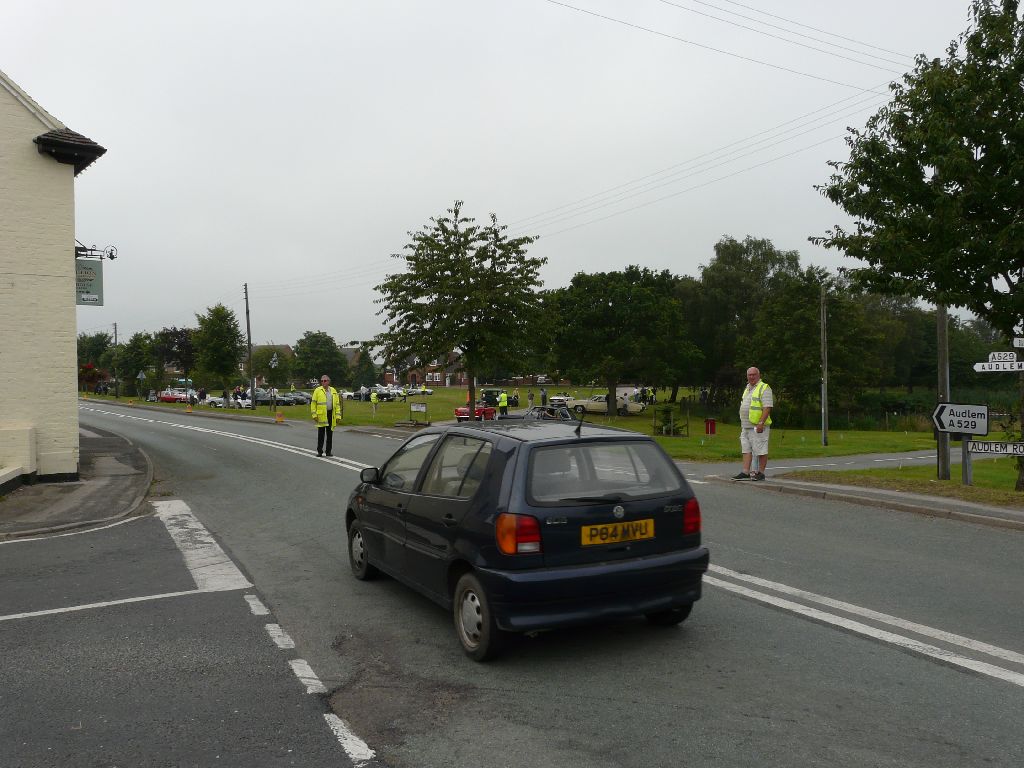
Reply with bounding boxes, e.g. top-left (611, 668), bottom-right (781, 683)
top-left (453, 572), bottom-right (506, 661)
top-left (348, 520), bottom-right (379, 581)
top-left (645, 604), bottom-right (692, 627)
top-left (574, 405), bottom-right (586, 414)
